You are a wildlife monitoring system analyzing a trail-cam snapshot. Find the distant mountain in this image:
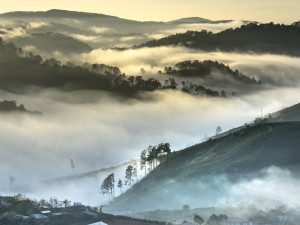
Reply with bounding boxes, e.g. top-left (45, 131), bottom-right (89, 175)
top-left (107, 121), bottom-right (300, 212)
top-left (10, 32), bottom-right (93, 54)
top-left (0, 9), bottom-right (119, 19)
top-left (139, 22), bottom-right (300, 56)
top-left (169, 17), bottom-right (232, 24)
top-left (0, 9), bottom-right (242, 36)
